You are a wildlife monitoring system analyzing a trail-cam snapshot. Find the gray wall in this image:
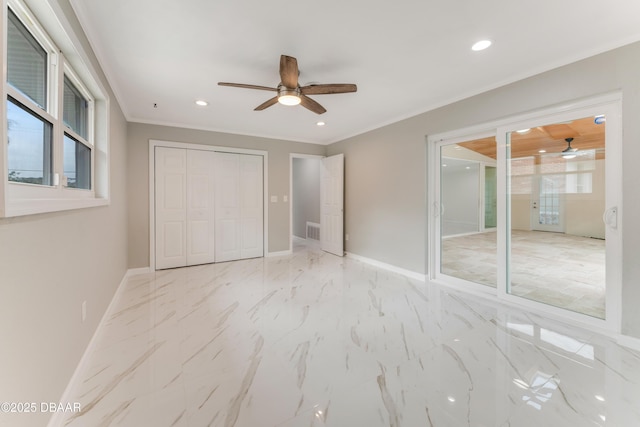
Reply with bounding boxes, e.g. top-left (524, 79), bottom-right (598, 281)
top-left (442, 162), bottom-right (480, 236)
top-left (0, 1), bottom-right (128, 426)
top-left (327, 41), bottom-right (640, 338)
top-left (292, 158), bottom-right (321, 238)
top-left (126, 123), bottom-right (325, 268)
